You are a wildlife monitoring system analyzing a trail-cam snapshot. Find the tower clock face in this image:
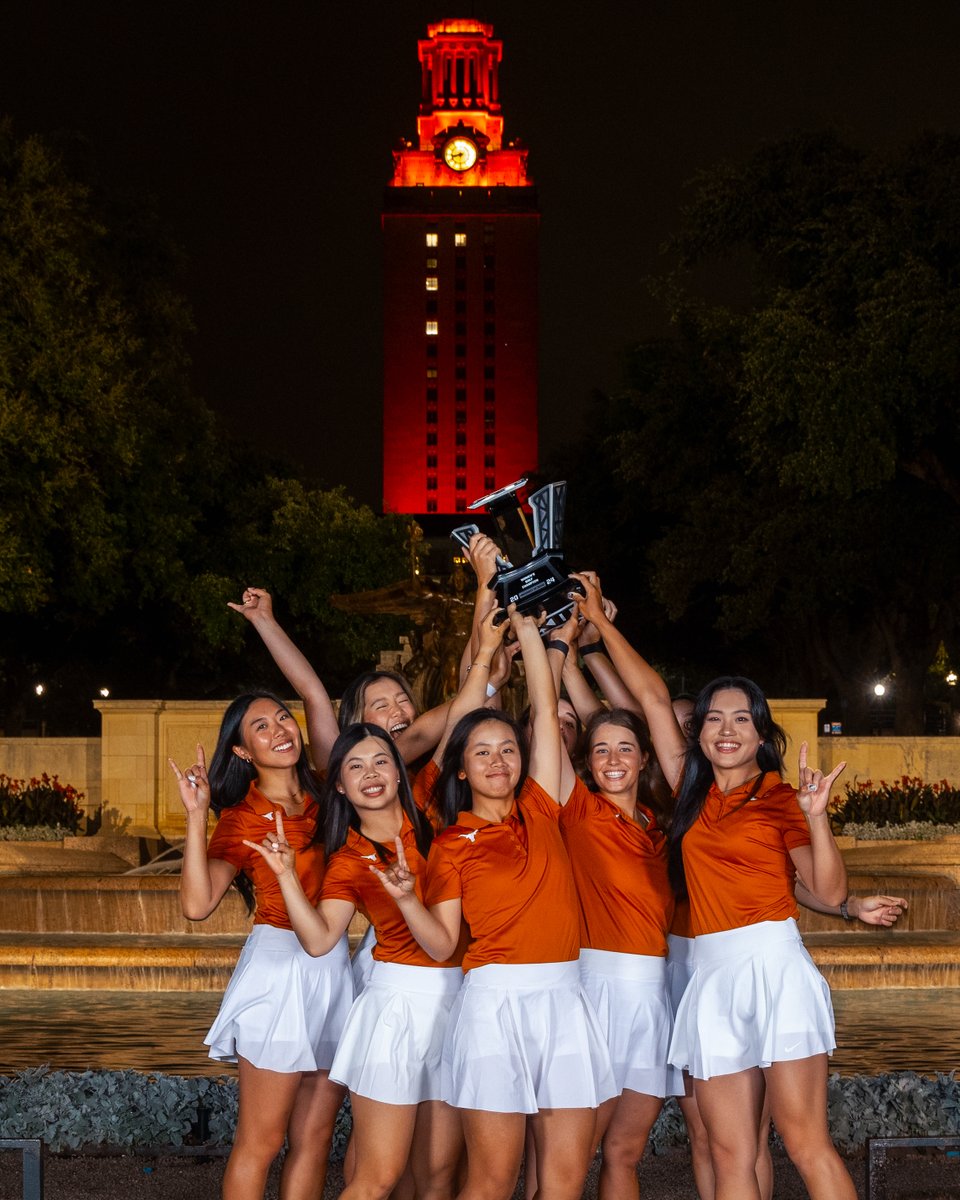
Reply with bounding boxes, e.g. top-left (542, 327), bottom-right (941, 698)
top-left (443, 136), bottom-right (478, 172)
